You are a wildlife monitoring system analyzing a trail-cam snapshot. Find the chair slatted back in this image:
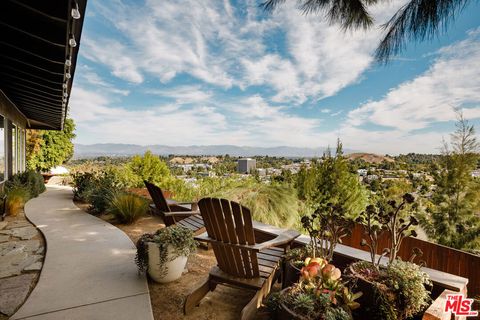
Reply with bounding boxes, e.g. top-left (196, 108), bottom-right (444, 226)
top-left (198, 198), bottom-right (259, 278)
top-left (144, 181), bottom-right (170, 213)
